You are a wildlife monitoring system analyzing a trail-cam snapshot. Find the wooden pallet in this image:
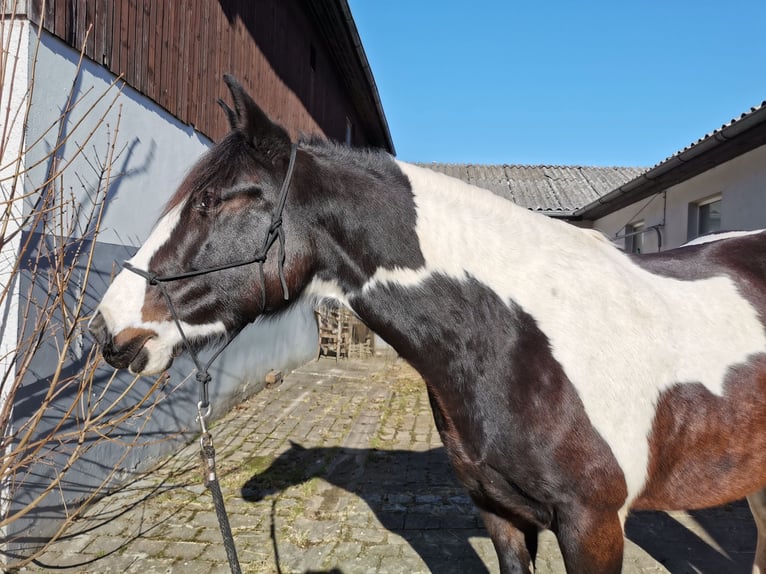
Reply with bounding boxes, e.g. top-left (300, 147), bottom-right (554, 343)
top-left (315, 304), bottom-right (374, 359)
